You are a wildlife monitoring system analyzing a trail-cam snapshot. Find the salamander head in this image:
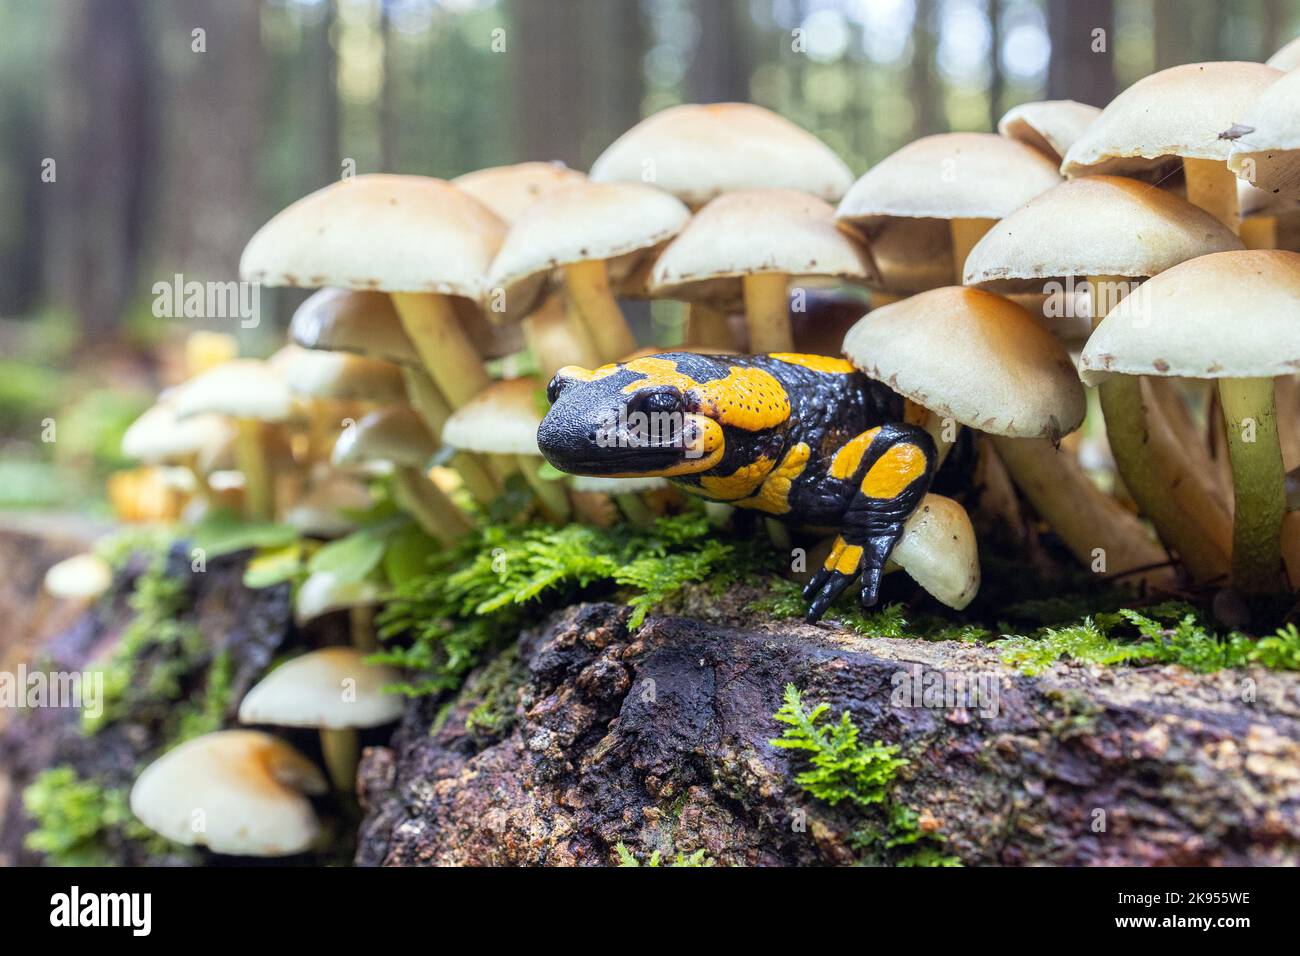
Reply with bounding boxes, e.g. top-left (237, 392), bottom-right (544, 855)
top-left (537, 352), bottom-right (790, 479)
